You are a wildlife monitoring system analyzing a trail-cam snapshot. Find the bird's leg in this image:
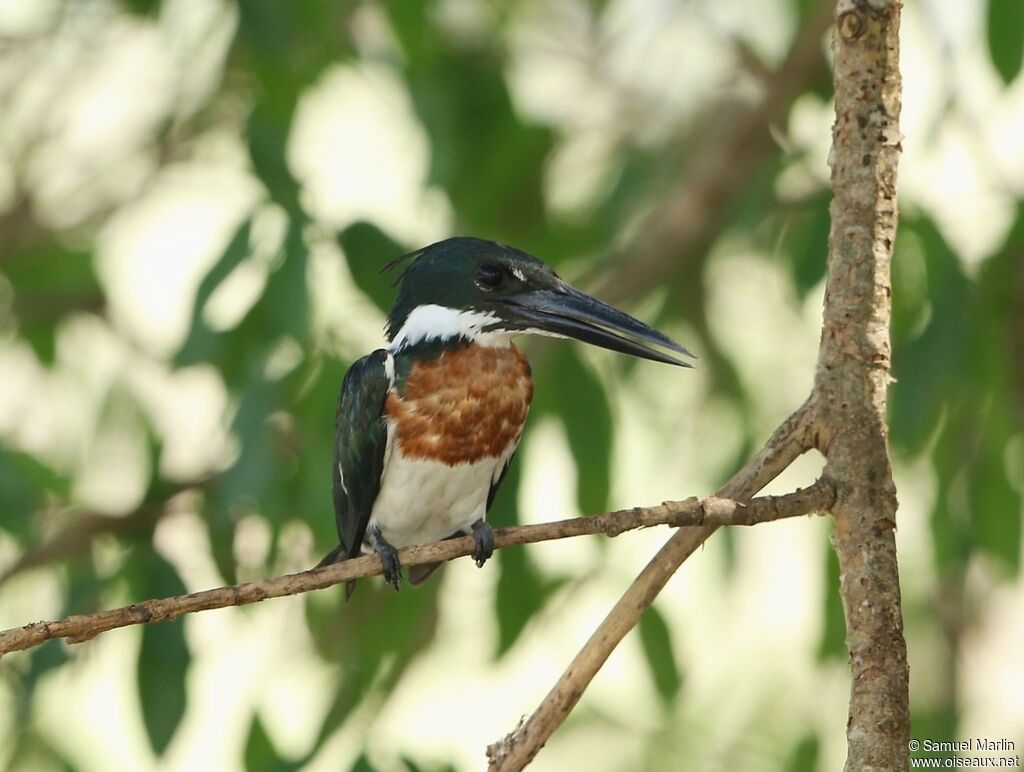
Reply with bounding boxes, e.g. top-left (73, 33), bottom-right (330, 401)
top-left (367, 525), bottom-right (402, 590)
top-left (470, 519), bottom-right (494, 568)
